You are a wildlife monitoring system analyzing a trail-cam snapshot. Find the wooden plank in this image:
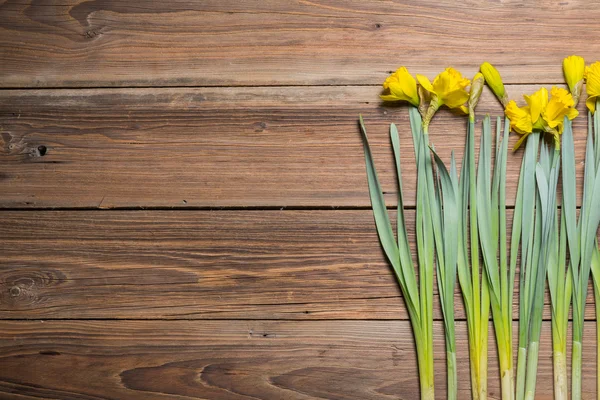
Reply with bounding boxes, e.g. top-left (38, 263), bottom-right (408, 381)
top-left (0, 319), bottom-right (595, 399)
top-left (0, 210), bottom-right (596, 320)
top-left (0, 85), bottom-right (591, 208)
top-left (2, 1), bottom-right (600, 87)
